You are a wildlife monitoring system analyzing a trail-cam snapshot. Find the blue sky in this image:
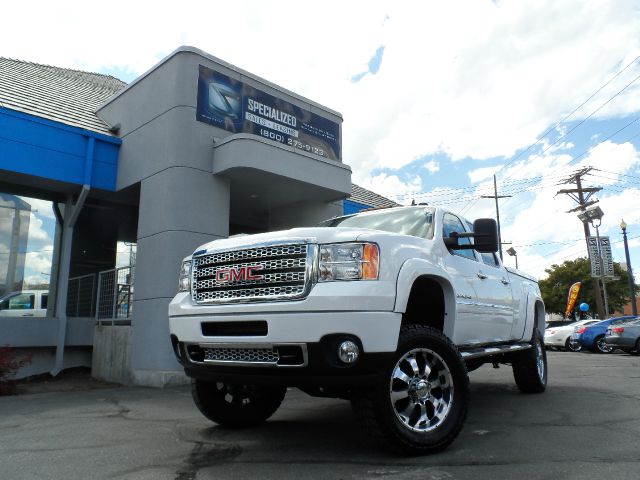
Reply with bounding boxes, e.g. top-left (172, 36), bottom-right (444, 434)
top-left (3, 0), bottom-right (640, 292)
